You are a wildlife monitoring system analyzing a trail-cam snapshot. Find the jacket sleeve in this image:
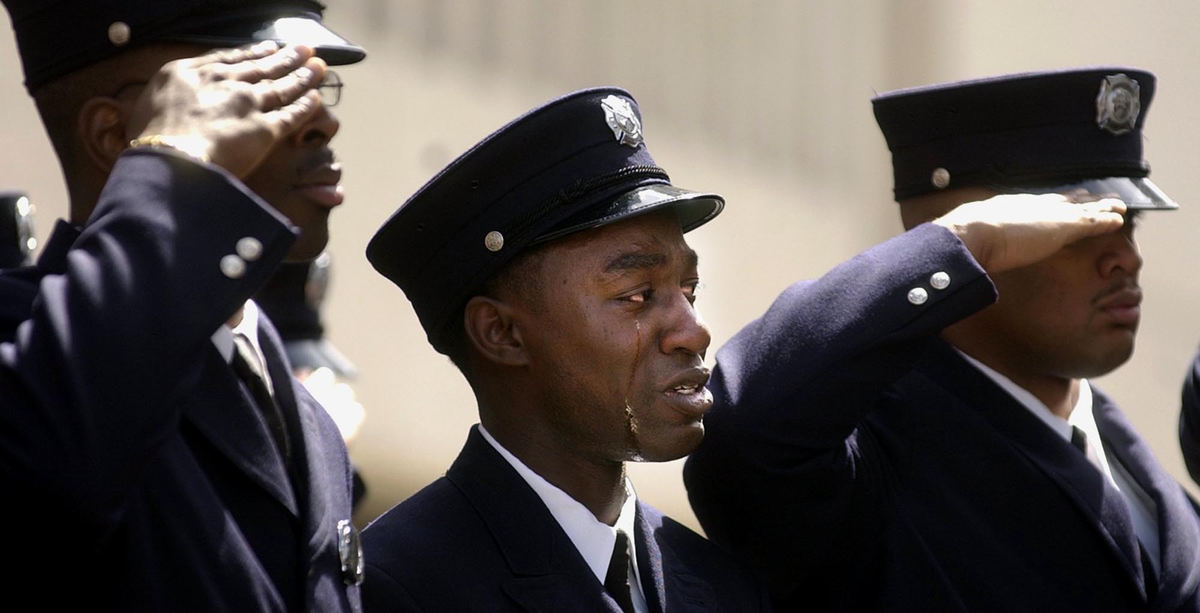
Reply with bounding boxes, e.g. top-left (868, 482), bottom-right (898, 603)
top-left (1181, 346), bottom-right (1200, 486)
top-left (683, 222), bottom-right (996, 599)
top-left (0, 149), bottom-right (296, 535)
